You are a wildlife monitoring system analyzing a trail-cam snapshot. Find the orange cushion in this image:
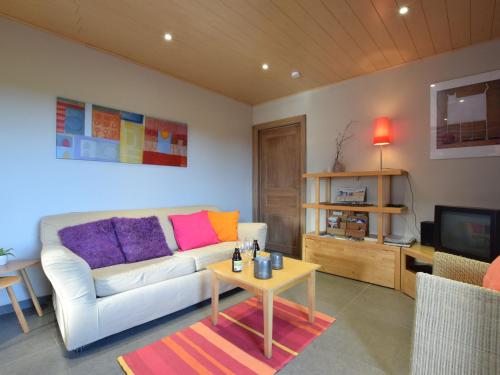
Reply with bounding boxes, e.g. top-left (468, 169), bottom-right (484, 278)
top-left (206, 211), bottom-right (239, 242)
top-left (483, 256), bottom-right (500, 291)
